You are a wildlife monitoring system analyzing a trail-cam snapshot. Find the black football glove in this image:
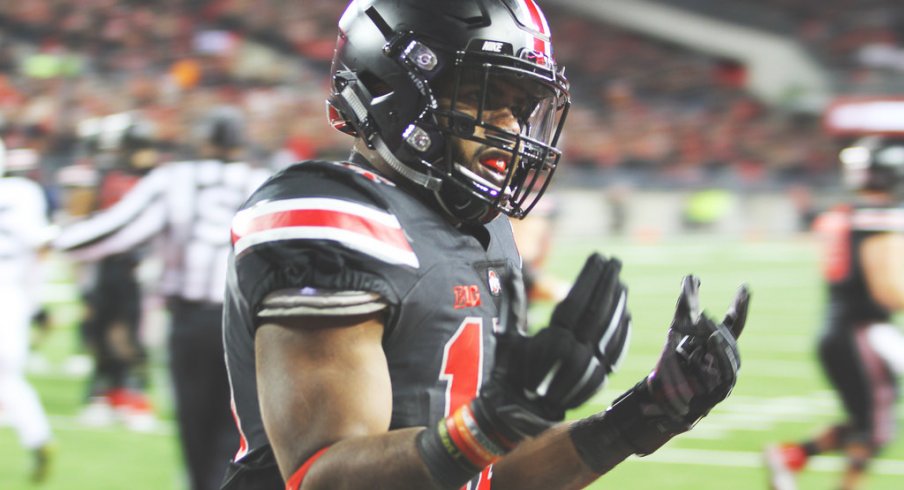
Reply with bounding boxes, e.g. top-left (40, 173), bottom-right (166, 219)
top-left (641, 275), bottom-right (748, 430)
top-left (549, 253), bottom-right (632, 376)
top-left (475, 254), bottom-right (632, 443)
top-left (644, 276), bottom-right (750, 430)
top-left (569, 275), bottom-right (750, 474)
top-left (608, 276), bottom-right (750, 455)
